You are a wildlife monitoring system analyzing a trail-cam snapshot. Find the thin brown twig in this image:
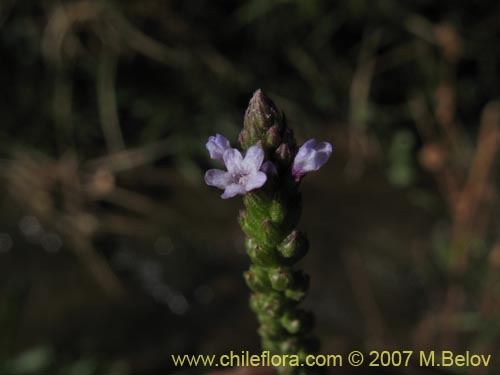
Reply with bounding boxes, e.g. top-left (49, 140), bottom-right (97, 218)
top-left (346, 29), bottom-right (381, 178)
top-left (58, 152), bottom-right (125, 297)
top-left (410, 95), bottom-right (461, 211)
top-left (468, 241), bottom-right (500, 375)
top-left (451, 101), bottom-right (500, 273)
top-left (97, 48), bottom-right (125, 154)
top-left (438, 102), bottom-right (500, 352)
top-left (85, 138), bottom-right (173, 172)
